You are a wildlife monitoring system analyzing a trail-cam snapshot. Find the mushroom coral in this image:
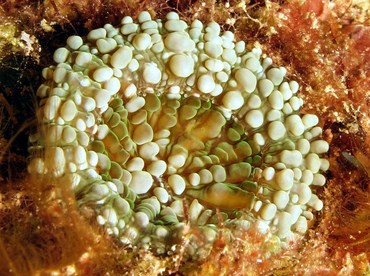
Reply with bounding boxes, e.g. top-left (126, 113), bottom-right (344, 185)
top-left (28, 11), bottom-right (329, 259)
